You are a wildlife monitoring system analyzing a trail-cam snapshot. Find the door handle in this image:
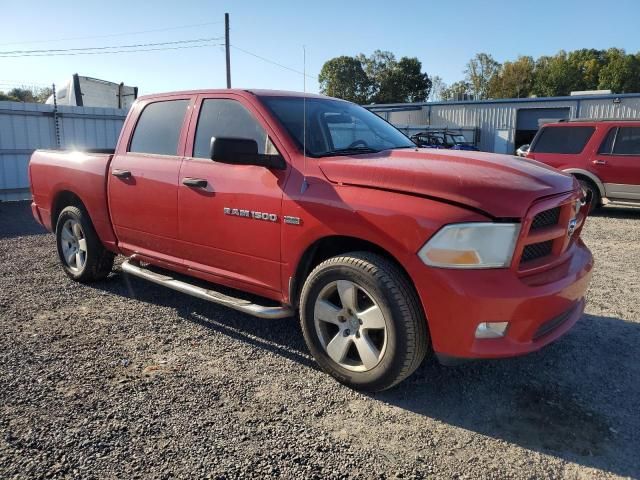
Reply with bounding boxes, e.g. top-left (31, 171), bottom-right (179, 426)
top-left (592, 159), bottom-right (607, 166)
top-left (112, 169), bottom-right (132, 179)
top-left (182, 177), bottom-right (208, 188)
